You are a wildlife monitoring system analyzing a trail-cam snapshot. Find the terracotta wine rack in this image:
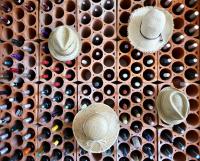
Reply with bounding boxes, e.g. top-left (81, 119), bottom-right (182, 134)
top-left (0, 0), bottom-right (199, 161)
